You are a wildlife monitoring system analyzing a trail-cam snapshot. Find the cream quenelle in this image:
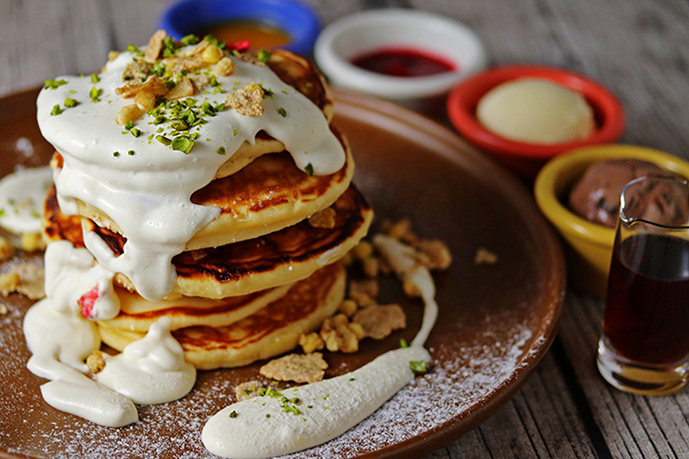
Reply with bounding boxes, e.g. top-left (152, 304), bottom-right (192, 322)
top-left (0, 166), bottom-right (52, 234)
top-left (36, 45), bottom-right (345, 301)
